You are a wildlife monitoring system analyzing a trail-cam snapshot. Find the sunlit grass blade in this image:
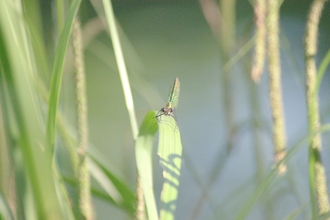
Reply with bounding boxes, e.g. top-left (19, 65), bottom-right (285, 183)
top-left (158, 115), bottom-right (182, 220)
top-left (102, 0), bottom-right (139, 139)
top-left (135, 111), bottom-right (159, 220)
